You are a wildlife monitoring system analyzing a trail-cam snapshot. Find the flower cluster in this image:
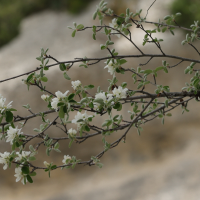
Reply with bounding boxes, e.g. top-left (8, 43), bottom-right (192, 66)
top-left (104, 60), bottom-right (116, 75)
top-left (15, 151), bottom-right (31, 162)
top-left (68, 128), bottom-right (77, 138)
top-left (72, 111), bottom-right (93, 130)
top-left (112, 86), bottom-right (128, 99)
top-left (14, 167), bottom-right (27, 184)
top-left (109, 18), bottom-right (121, 38)
top-left (0, 152), bottom-right (11, 170)
top-left (51, 91), bottom-right (69, 110)
top-left (94, 92), bottom-right (113, 110)
top-left (71, 80), bottom-right (82, 90)
top-left (41, 94), bottom-right (49, 101)
top-left (62, 155), bottom-right (71, 164)
top-left (6, 126), bottom-right (23, 145)
top-left (0, 94), bottom-right (12, 113)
